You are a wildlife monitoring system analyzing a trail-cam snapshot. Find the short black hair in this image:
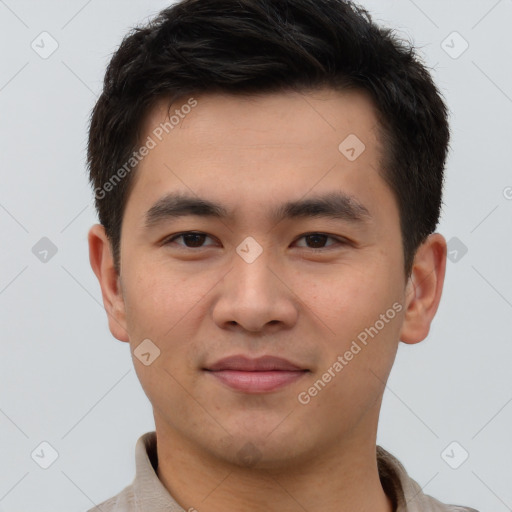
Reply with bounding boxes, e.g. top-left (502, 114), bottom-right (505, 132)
top-left (87, 0), bottom-right (450, 279)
